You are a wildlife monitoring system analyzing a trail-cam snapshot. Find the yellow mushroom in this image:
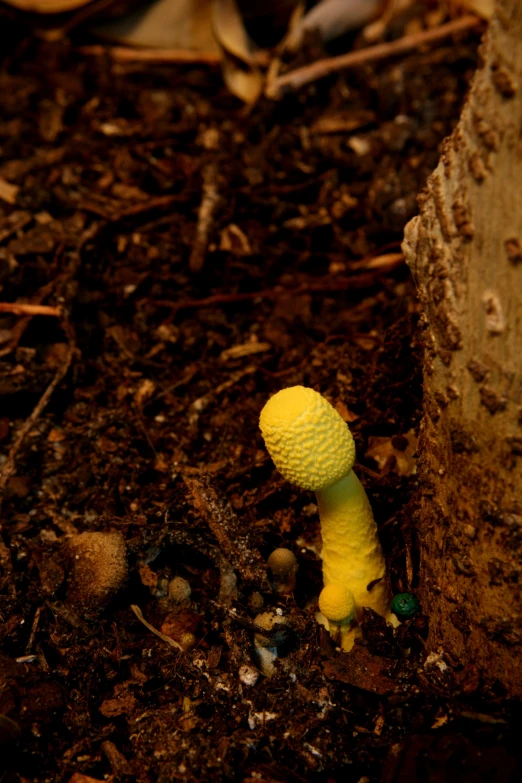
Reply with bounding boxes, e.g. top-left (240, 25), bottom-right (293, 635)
top-left (318, 583), bottom-right (360, 651)
top-left (259, 385), bottom-right (391, 621)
